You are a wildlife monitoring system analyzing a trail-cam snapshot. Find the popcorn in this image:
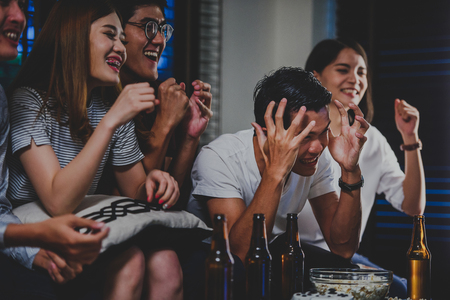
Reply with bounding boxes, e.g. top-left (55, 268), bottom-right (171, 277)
top-left (314, 280), bottom-right (390, 300)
